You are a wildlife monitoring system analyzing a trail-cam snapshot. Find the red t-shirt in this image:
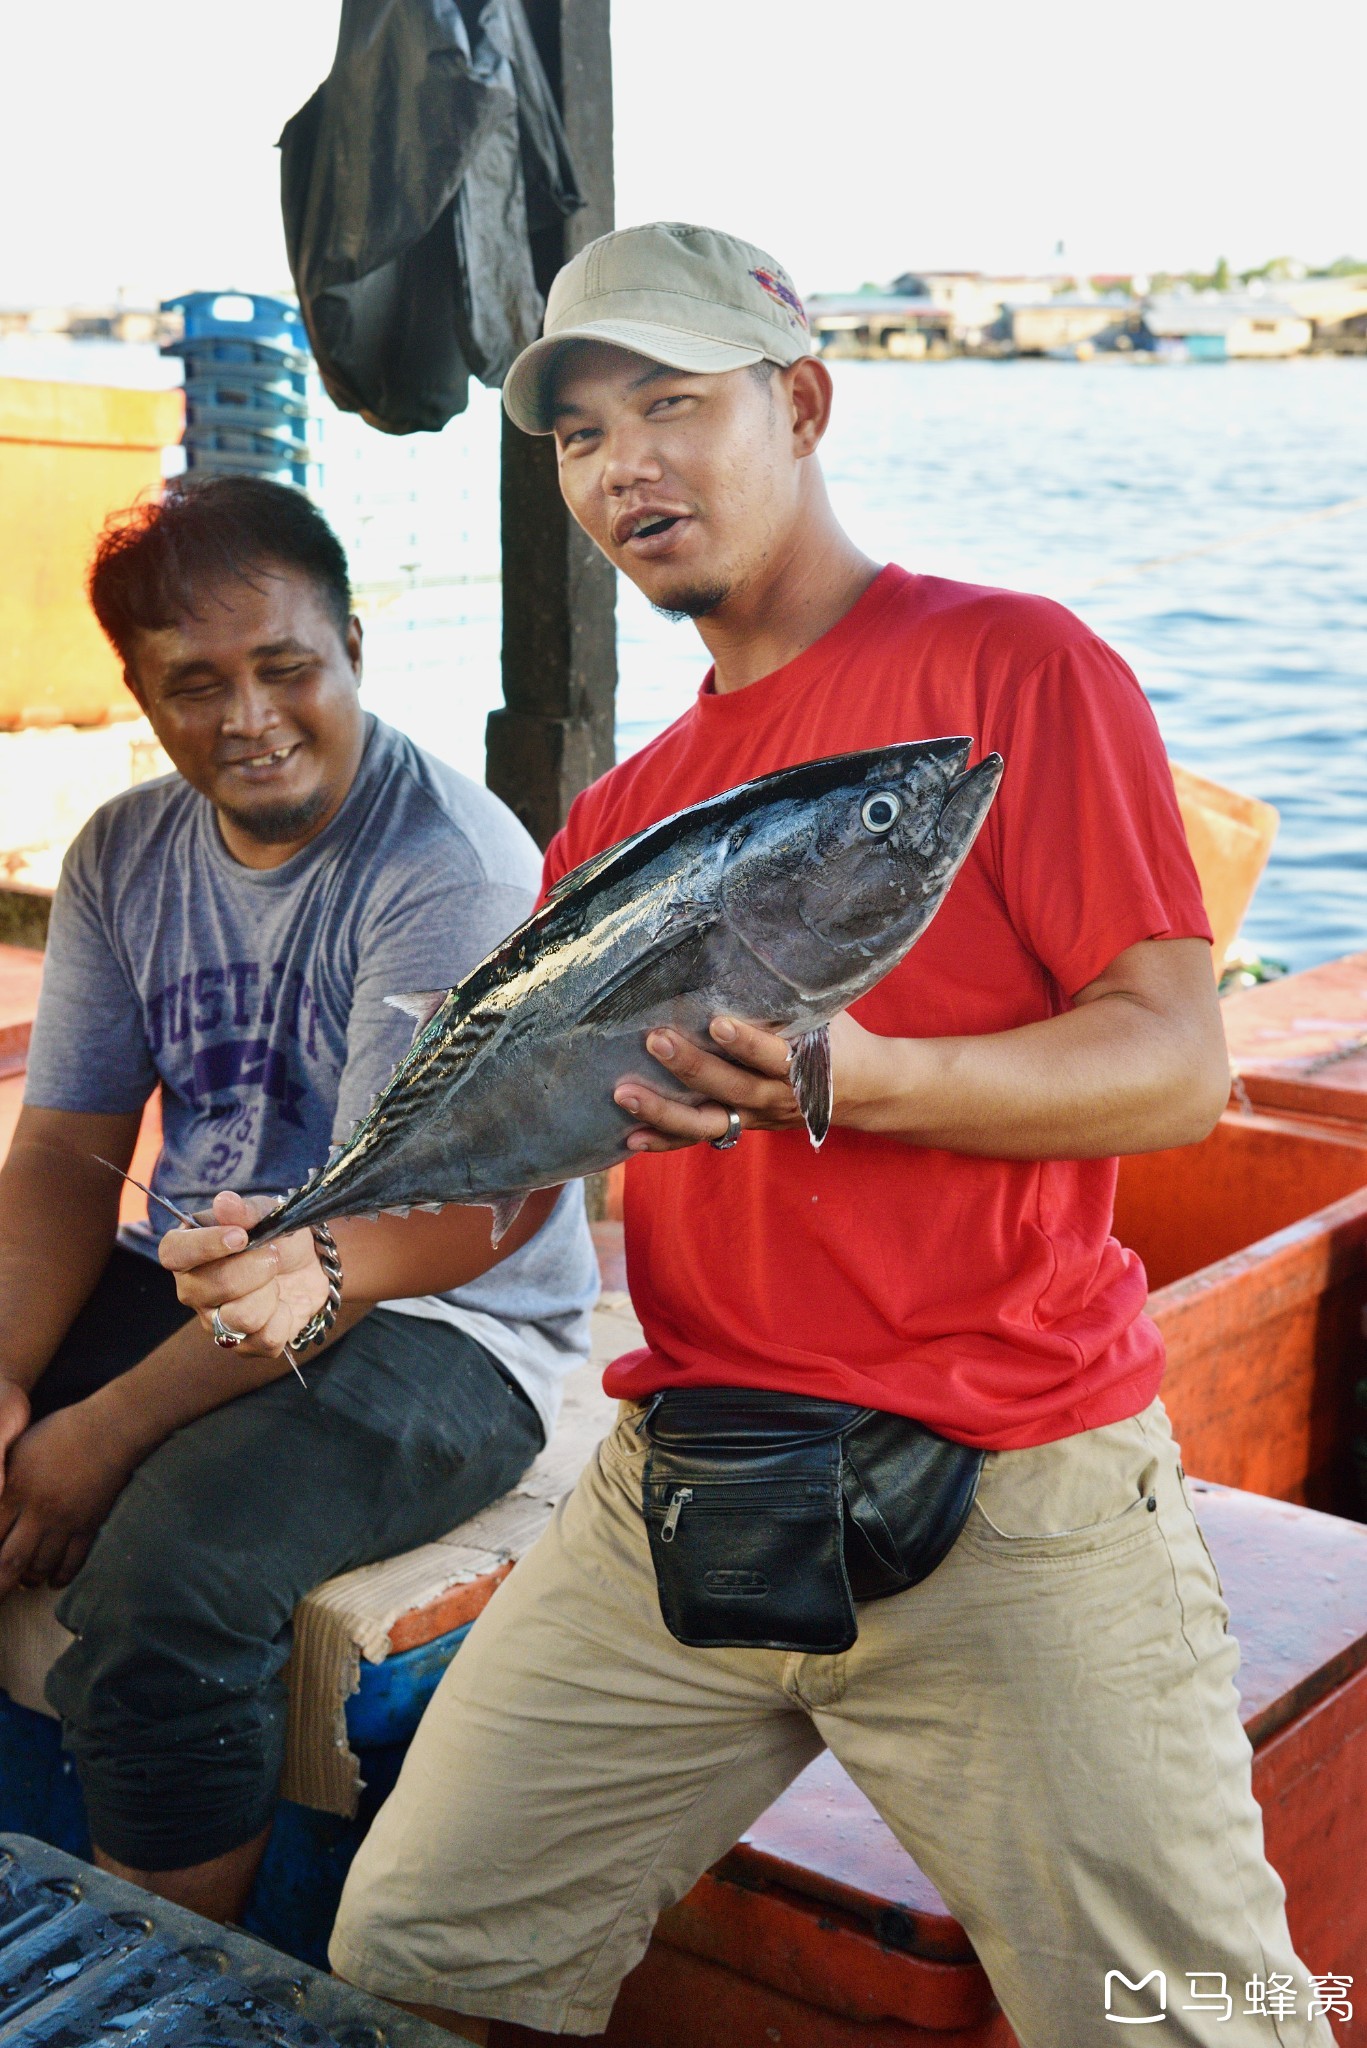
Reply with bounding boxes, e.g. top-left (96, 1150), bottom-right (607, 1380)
top-left (543, 566), bottom-right (1212, 1449)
